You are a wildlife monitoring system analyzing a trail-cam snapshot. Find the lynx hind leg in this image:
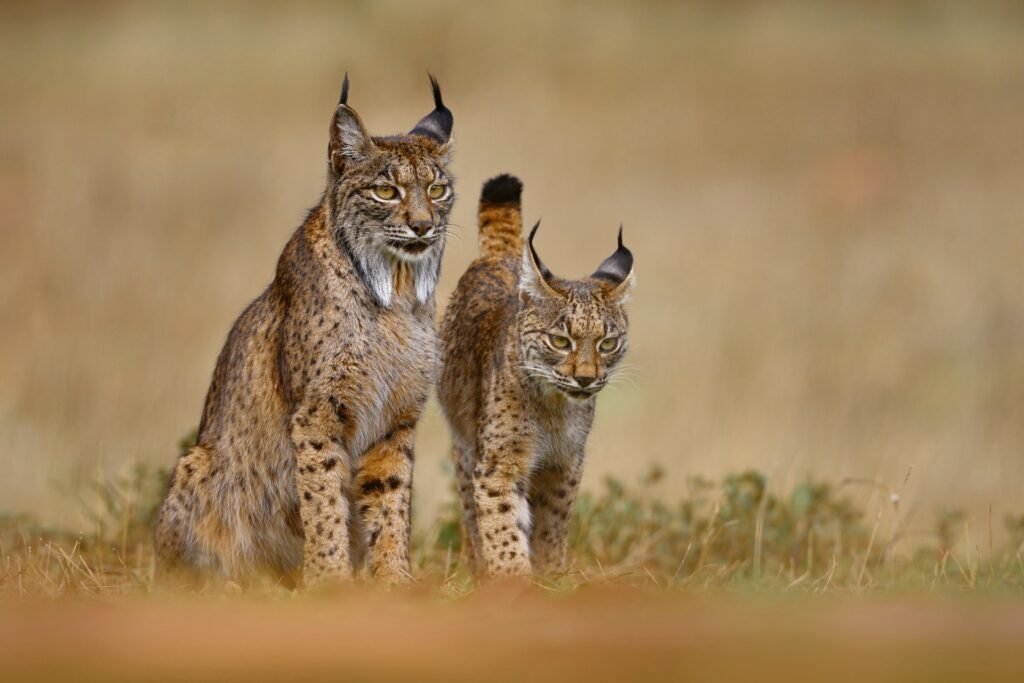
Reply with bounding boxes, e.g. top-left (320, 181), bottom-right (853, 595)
top-left (354, 424), bottom-right (416, 584)
top-left (528, 461), bottom-right (583, 575)
top-left (452, 441), bottom-right (481, 574)
top-left (154, 446), bottom-right (213, 586)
